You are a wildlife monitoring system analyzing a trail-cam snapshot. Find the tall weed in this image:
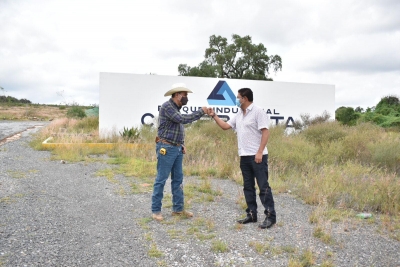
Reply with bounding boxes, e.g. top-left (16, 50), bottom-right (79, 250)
top-left (302, 121), bottom-right (346, 146)
top-left (340, 123), bottom-right (382, 162)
